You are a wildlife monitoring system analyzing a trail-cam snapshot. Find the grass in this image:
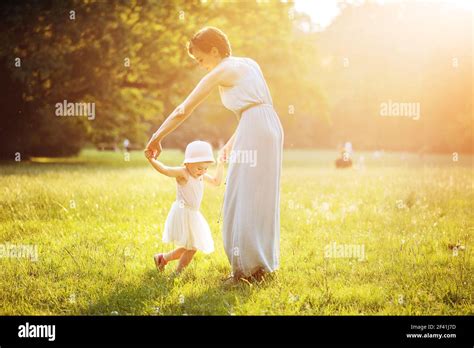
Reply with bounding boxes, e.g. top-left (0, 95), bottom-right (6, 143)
top-left (0, 149), bottom-right (472, 315)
